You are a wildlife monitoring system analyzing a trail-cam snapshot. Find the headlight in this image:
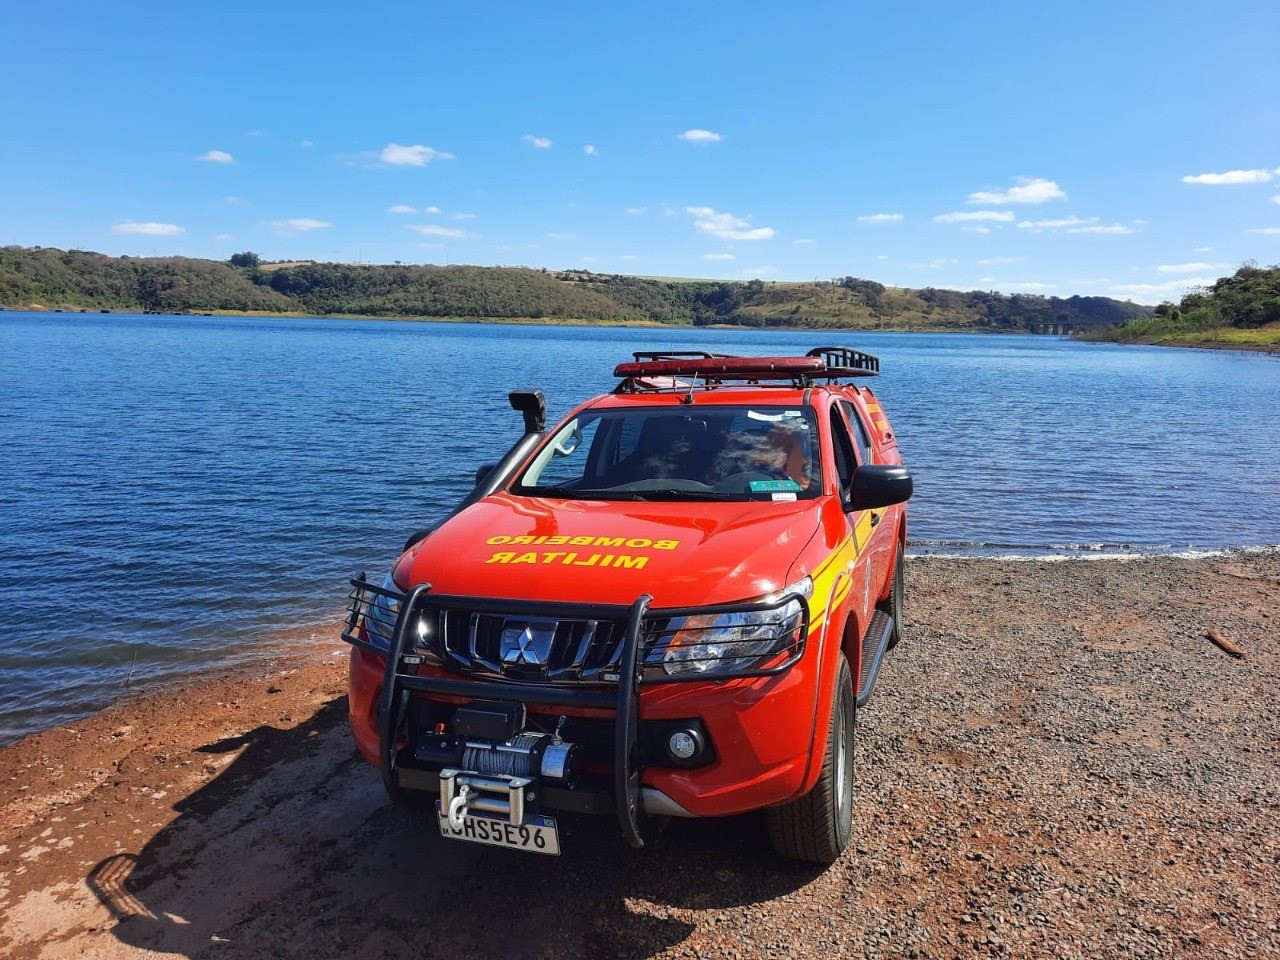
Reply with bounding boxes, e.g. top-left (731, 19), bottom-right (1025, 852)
top-left (362, 571), bottom-right (402, 651)
top-left (648, 579), bottom-right (811, 678)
